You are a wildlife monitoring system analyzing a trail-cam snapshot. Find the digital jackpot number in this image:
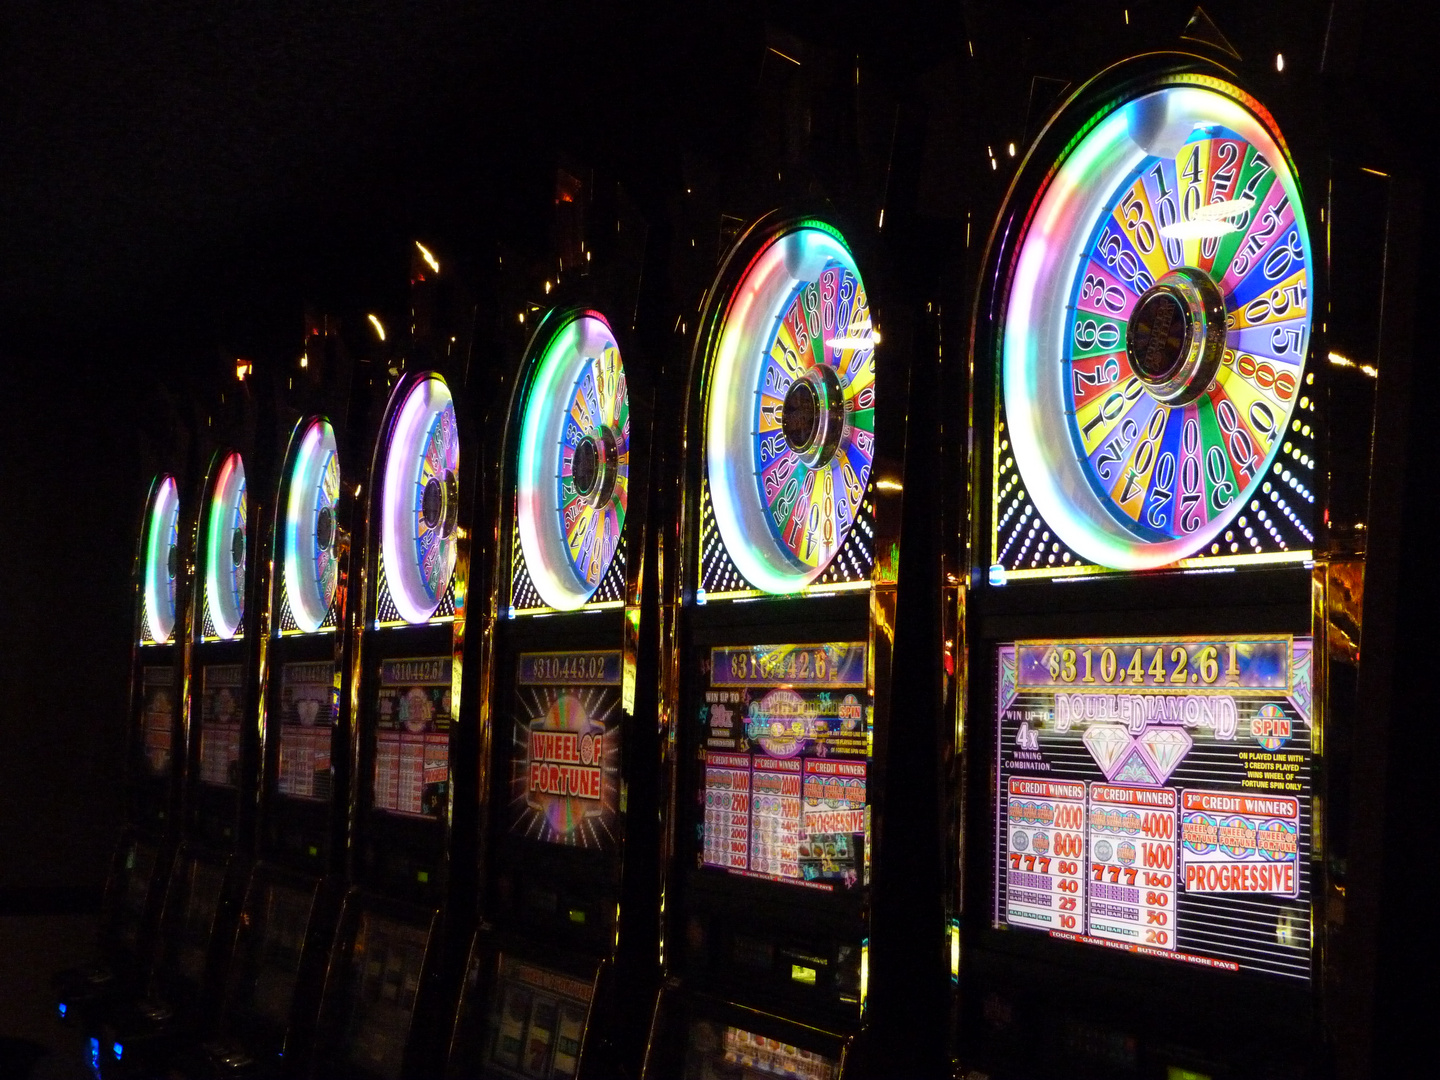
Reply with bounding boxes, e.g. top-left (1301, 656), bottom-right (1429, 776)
top-left (1045, 642), bottom-right (1233, 687)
